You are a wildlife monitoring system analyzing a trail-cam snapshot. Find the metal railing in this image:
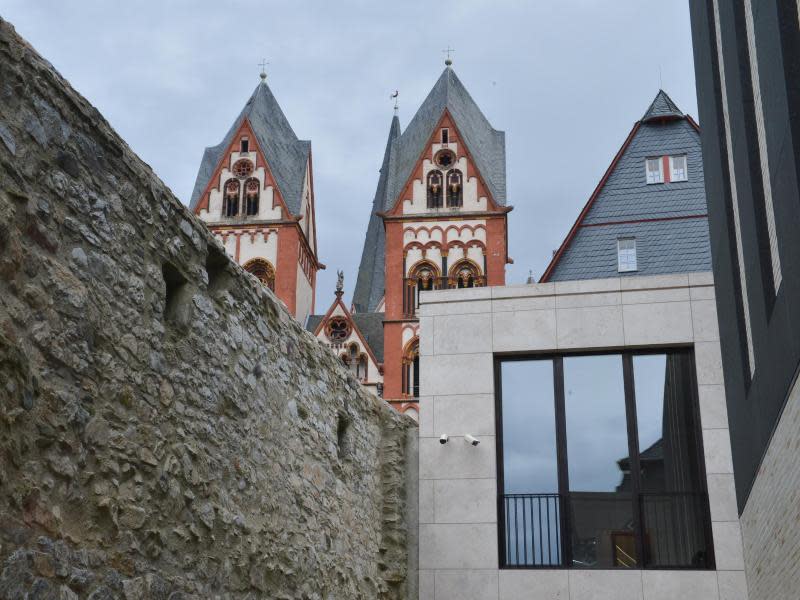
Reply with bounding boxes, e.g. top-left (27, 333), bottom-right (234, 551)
top-left (502, 494), bottom-right (562, 567)
top-left (402, 276), bottom-right (487, 317)
top-left (500, 491), bottom-right (712, 569)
